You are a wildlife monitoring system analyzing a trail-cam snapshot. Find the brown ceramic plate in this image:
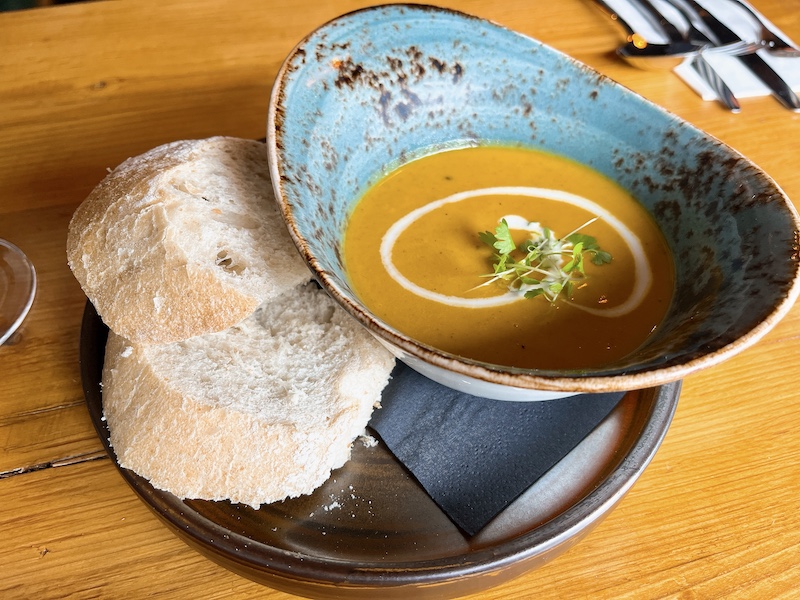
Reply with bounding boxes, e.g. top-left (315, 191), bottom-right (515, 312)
top-left (80, 301), bottom-right (680, 599)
